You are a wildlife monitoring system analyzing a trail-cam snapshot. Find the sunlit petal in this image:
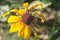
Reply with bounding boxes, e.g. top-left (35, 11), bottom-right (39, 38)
top-left (8, 15), bottom-right (21, 23)
top-left (9, 23), bottom-right (18, 33)
top-left (9, 22), bottom-right (24, 33)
